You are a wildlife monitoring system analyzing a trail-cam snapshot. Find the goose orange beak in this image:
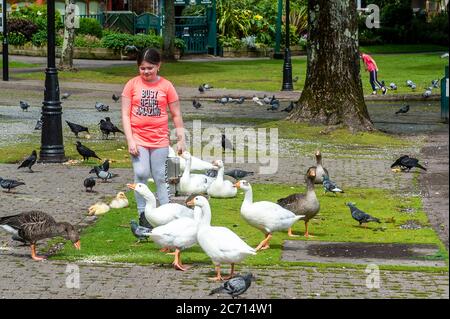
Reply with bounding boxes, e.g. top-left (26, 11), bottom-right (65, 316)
top-left (233, 181), bottom-right (241, 188)
top-left (127, 183), bottom-right (136, 190)
top-left (73, 240), bottom-right (81, 250)
top-left (186, 199), bottom-right (194, 207)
